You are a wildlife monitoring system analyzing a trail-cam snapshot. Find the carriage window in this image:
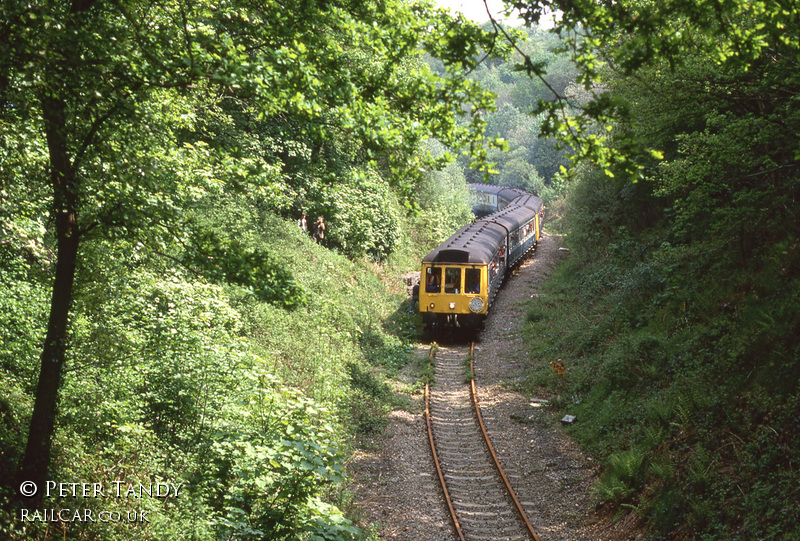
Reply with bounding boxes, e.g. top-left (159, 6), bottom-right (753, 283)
top-left (444, 268), bottom-right (461, 294)
top-left (425, 267), bottom-right (441, 293)
top-left (465, 268), bottom-right (481, 294)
